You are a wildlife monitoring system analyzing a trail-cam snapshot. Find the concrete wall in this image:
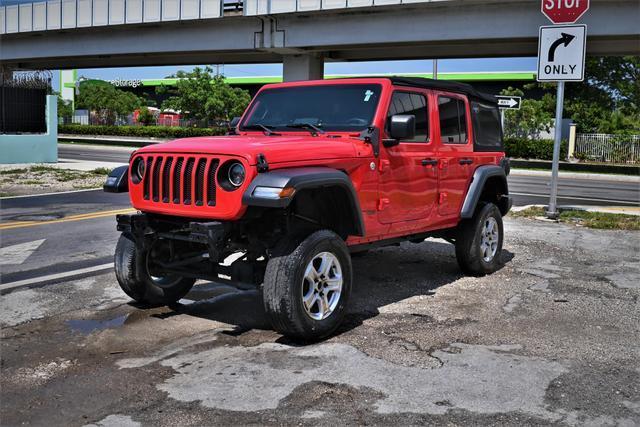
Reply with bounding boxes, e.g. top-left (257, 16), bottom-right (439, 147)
top-left (0, 95), bottom-right (58, 164)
